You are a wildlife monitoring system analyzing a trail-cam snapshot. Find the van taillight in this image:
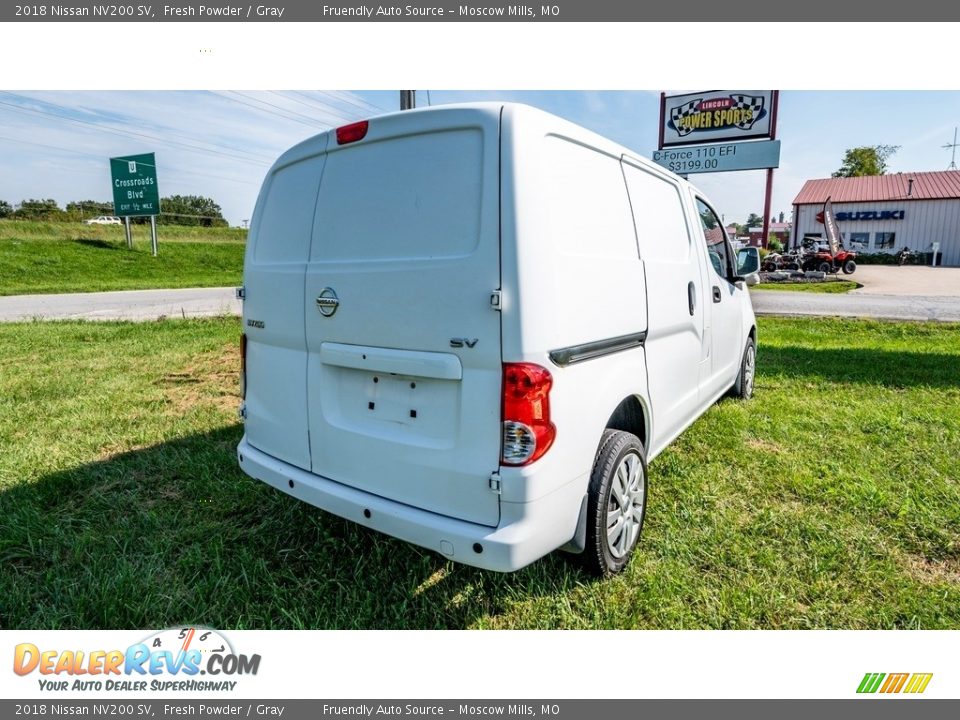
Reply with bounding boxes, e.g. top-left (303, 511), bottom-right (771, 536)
top-left (501, 363), bottom-right (555, 466)
top-left (240, 333), bottom-right (247, 400)
top-left (336, 120), bottom-right (368, 145)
